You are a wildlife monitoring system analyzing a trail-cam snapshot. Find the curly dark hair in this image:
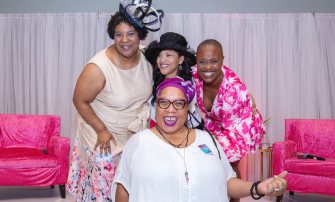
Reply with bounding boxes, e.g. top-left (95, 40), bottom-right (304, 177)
top-left (151, 52), bottom-right (193, 105)
top-left (107, 12), bottom-right (148, 40)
